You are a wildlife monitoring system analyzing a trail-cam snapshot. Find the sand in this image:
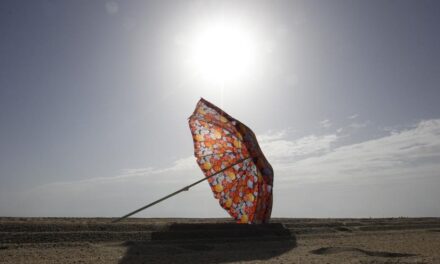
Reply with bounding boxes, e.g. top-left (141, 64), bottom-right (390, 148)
top-left (1, 217), bottom-right (439, 263)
